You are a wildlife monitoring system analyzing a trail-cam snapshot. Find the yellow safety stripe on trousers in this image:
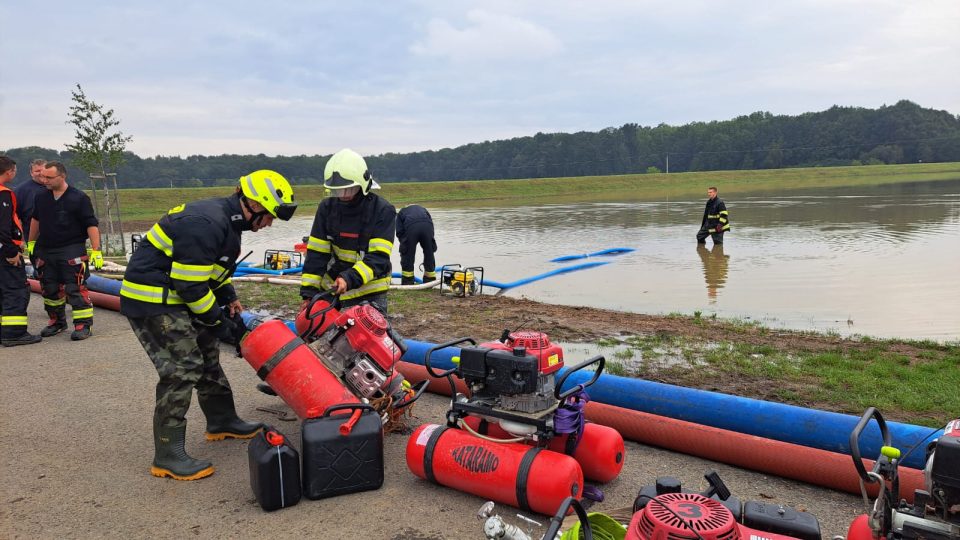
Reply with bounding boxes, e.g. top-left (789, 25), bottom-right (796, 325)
top-left (145, 224), bottom-right (174, 257)
top-left (43, 297), bottom-right (67, 307)
top-left (353, 260), bottom-right (374, 284)
top-left (72, 308), bottom-right (93, 319)
top-left (367, 238), bottom-right (393, 256)
top-left (340, 276), bottom-right (390, 300)
top-left (185, 290), bottom-right (216, 315)
top-left (401, 270), bottom-right (415, 277)
top-left (707, 213), bottom-right (721, 219)
top-left (170, 261), bottom-right (215, 282)
top-left (119, 280), bottom-right (185, 304)
top-left (306, 236), bottom-right (331, 254)
top-left (332, 245), bottom-right (358, 263)
top-left (0, 315), bottom-right (28, 326)
top-left (423, 271), bottom-right (437, 279)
